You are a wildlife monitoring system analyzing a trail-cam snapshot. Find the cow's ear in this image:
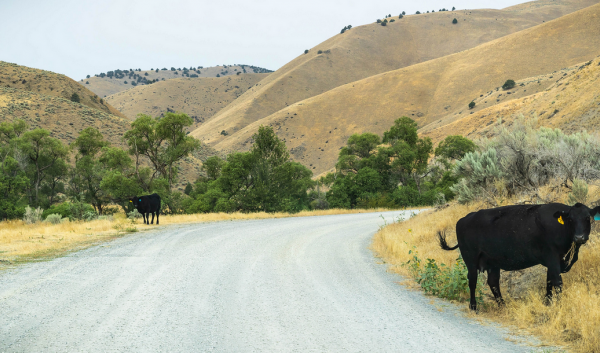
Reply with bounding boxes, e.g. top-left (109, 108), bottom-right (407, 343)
top-left (553, 211), bottom-right (565, 219)
top-left (592, 206), bottom-right (600, 221)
